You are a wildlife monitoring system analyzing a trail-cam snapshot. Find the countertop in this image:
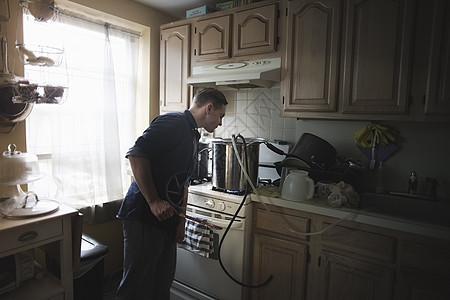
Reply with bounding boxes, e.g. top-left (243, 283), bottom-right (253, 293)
top-left (189, 184), bottom-right (450, 241)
